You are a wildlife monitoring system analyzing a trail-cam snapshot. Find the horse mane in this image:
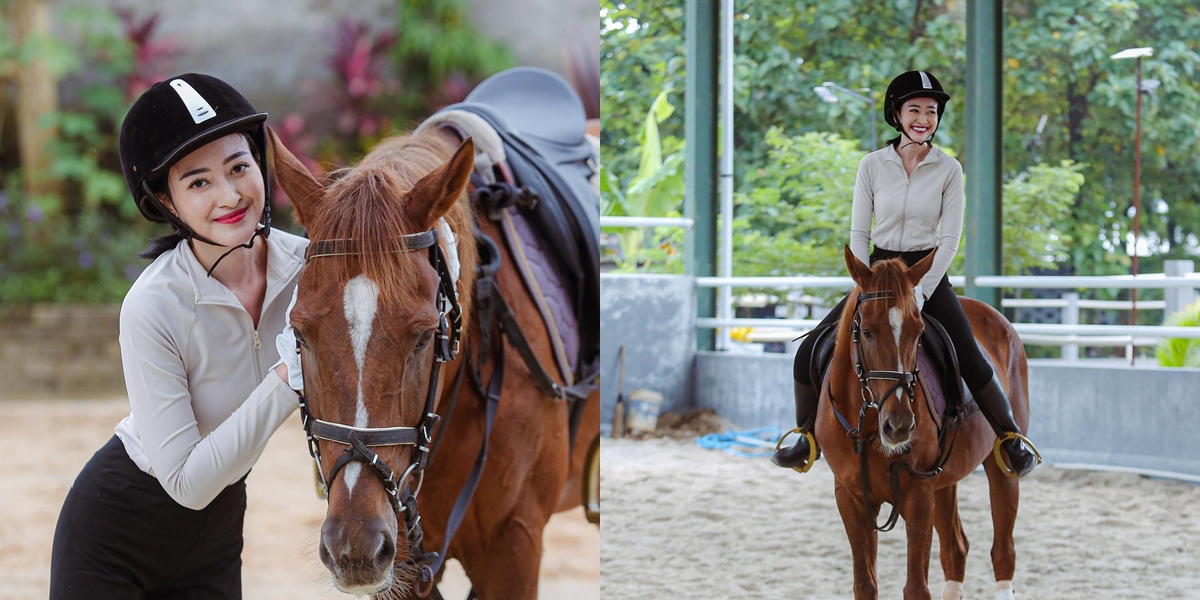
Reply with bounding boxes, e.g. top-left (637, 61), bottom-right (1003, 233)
top-left (304, 130), bottom-right (478, 320)
top-left (836, 258), bottom-right (918, 347)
